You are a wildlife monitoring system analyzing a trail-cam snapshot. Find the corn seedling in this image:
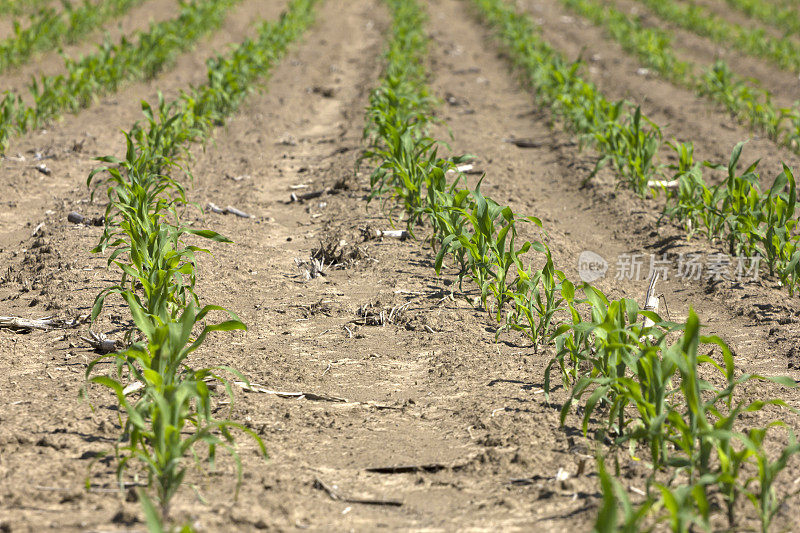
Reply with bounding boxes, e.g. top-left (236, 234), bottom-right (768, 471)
top-left (86, 299), bottom-right (265, 521)
top-left (502, 248), bottom-right (568, 347)
top-left (83, 0), bottom-right (319, 526)
top-left (593, 454), bottom-right (653, 533)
